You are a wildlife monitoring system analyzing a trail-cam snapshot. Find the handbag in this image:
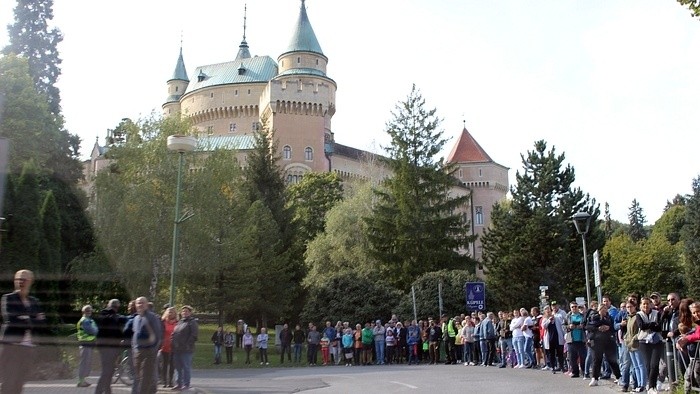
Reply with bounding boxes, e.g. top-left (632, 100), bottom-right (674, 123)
top-left (636, 330), bottom-right (651, 343)
top-left (564, 331), bottom-right (573, 344)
